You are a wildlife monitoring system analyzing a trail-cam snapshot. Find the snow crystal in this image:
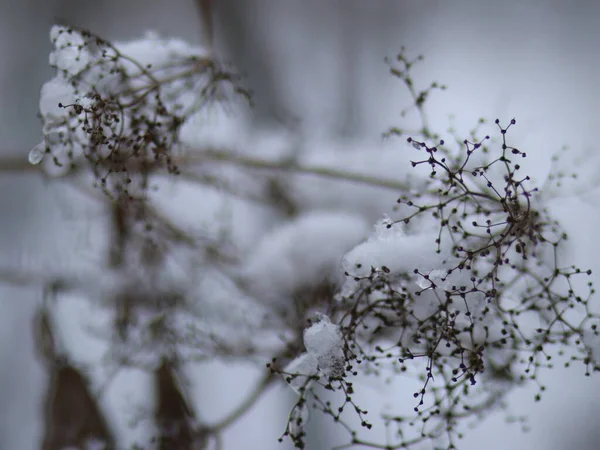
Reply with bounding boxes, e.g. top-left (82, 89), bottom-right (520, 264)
top-left (303, 312), bottom-right (342, 354)
top-left (283, 313), bottom-right (345, 392)
top-left (288, 402), bottom-right (310, 437)
top-left (415, 269), bottom-right (450, 290)
top-left (316, 346), bottom-right (345, 378)
top-left (28, 142), bottom-right (45, 166)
